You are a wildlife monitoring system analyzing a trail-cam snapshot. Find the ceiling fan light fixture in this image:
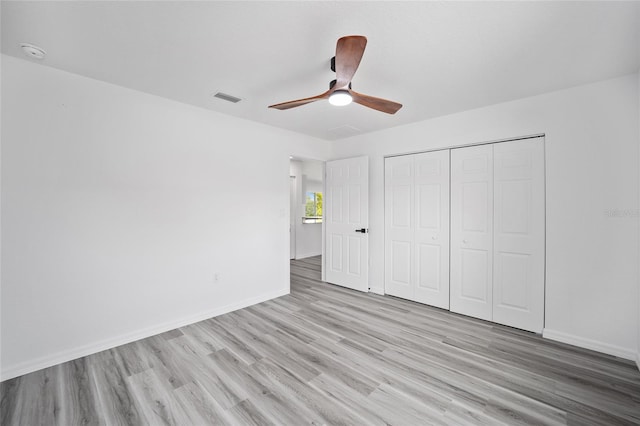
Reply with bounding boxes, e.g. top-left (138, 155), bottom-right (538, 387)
top-left (328, 90), bottom-right (352, 106)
